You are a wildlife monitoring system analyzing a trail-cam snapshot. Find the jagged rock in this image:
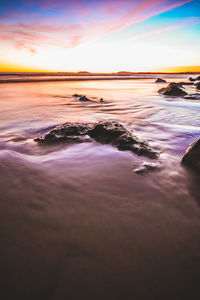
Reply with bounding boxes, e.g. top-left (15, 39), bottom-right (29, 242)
top-left (158, 83), bottom-right (187, 96)
top-left (196, 82), bottom-right (200, 90)
top-left (155, 78), bottom-right (166, 83)
top-left (35, 121), bottom-right (159, 159)
top-left (79, 95), bottom-right (91, 102)
top-left (182, 139), bottom-right (200, 172)
top-left (183, 94), bottom-right (200, 100)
